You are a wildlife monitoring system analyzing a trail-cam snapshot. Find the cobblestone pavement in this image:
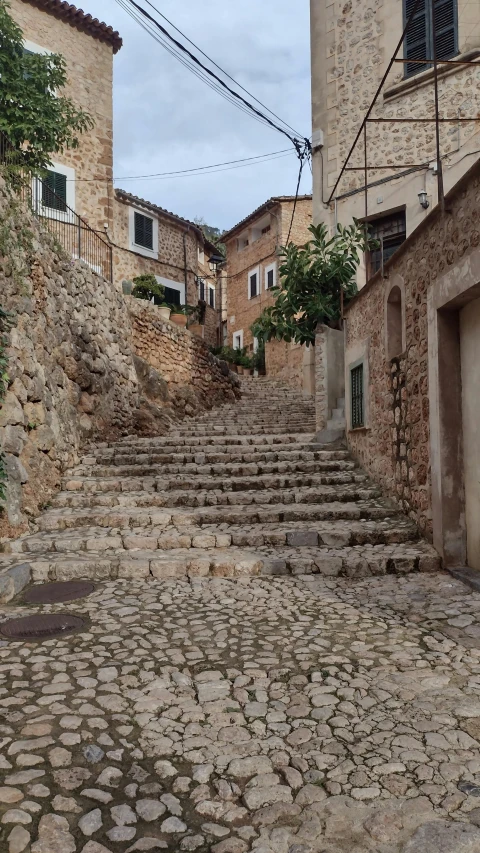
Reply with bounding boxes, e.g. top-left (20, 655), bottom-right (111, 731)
top-left (1, 379), bottom-right (477, 852)
top-left (3, 573), bottom-right (480, 852)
